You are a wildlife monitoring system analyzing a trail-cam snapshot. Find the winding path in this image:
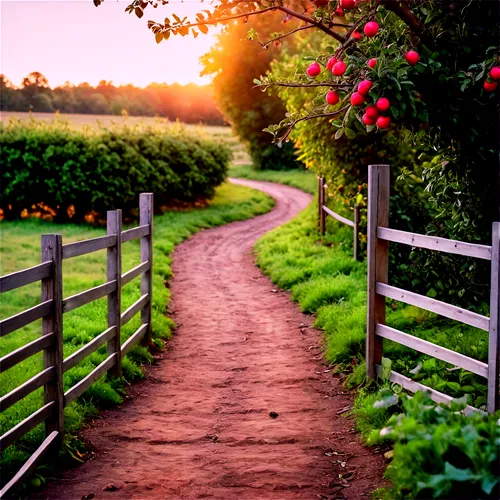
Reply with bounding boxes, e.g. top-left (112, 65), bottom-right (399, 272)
top-left (40, 179), bottom-right (384, 499)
